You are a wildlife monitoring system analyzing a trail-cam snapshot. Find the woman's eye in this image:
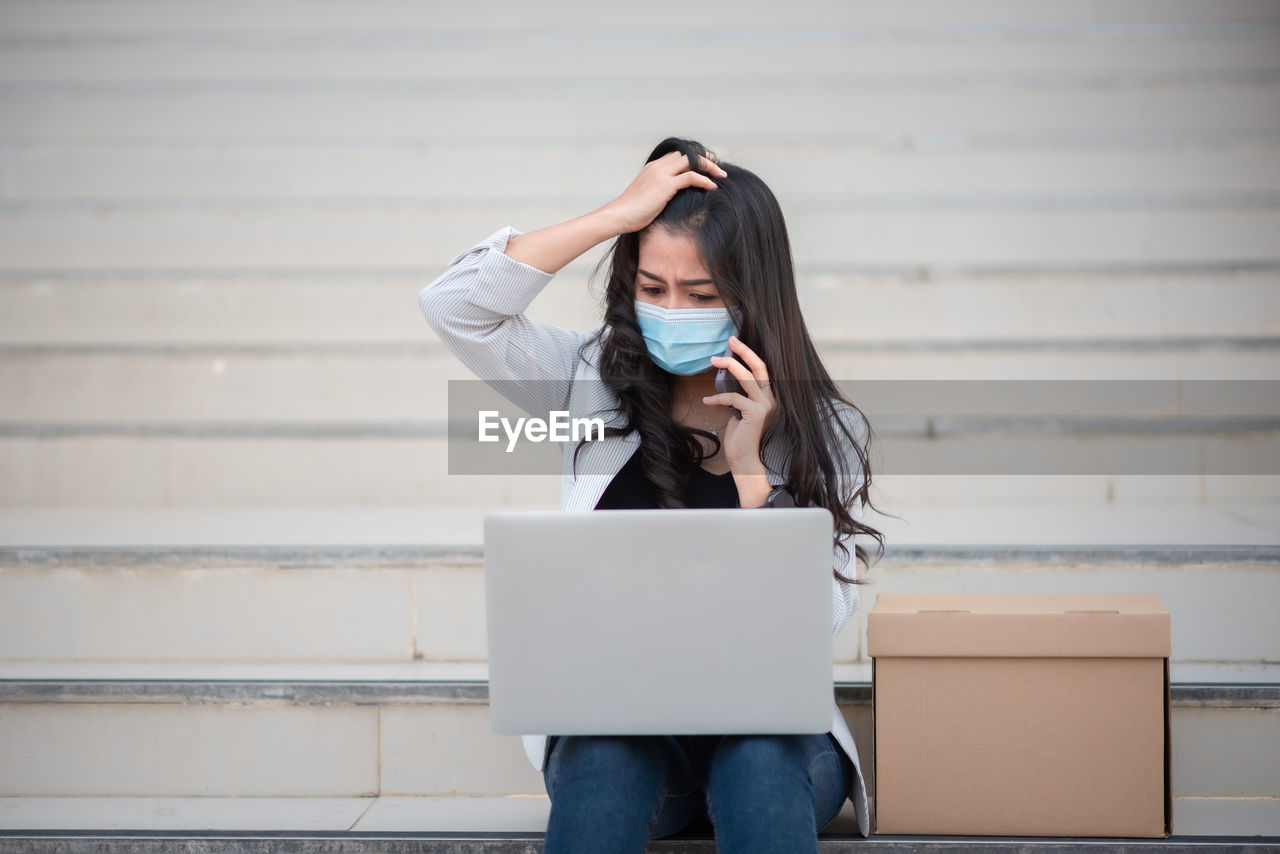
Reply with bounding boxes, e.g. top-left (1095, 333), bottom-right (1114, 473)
top-left (640, 286), bottom-right (663, 297)
top-left (690, 293), bottom-right (716, 302)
